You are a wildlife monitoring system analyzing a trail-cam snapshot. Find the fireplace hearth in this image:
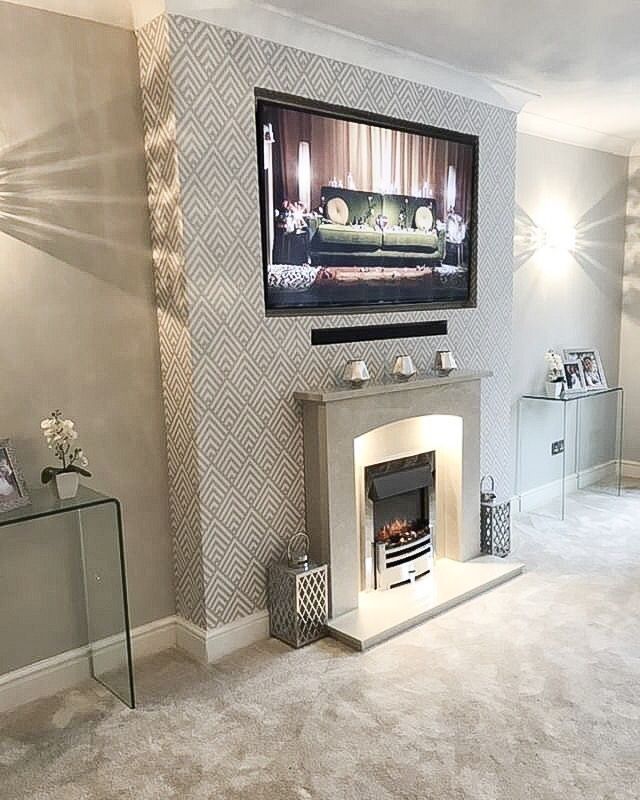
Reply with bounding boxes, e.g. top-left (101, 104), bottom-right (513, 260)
top-left (365, 453), bottom-right (435, 591)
